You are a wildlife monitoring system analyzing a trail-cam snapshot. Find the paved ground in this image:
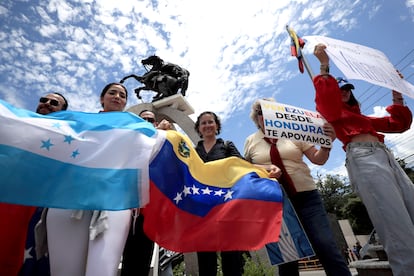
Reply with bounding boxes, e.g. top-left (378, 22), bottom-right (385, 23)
top-left (300, 268), bottom-right (358, 276)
